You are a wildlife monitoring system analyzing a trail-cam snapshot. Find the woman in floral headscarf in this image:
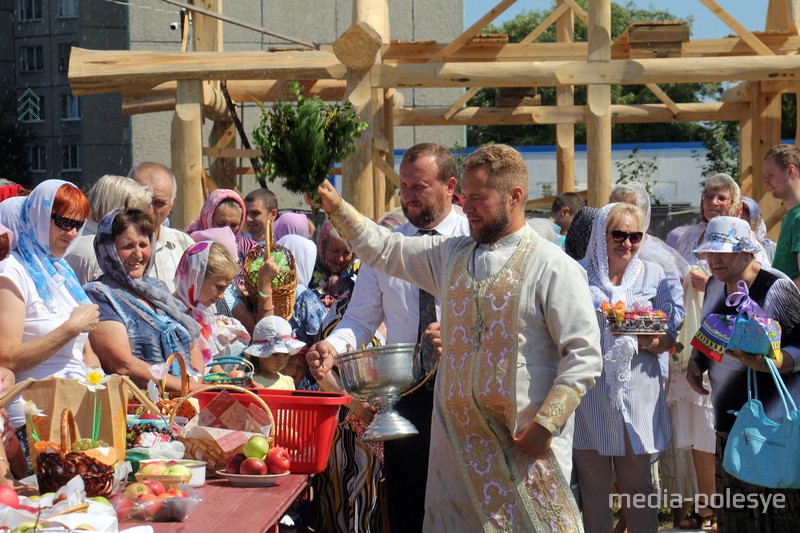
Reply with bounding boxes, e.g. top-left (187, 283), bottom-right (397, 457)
top-left (185, 189), bottom-right (256, 269)
top-left (174, 240), bottom-right (250, 363)
top-left (0, 180), bottom-right (100, 456)
top-left (573, 202), bottom-right (685, 533)
top-left (85, 208), bottom-right (203, 390)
